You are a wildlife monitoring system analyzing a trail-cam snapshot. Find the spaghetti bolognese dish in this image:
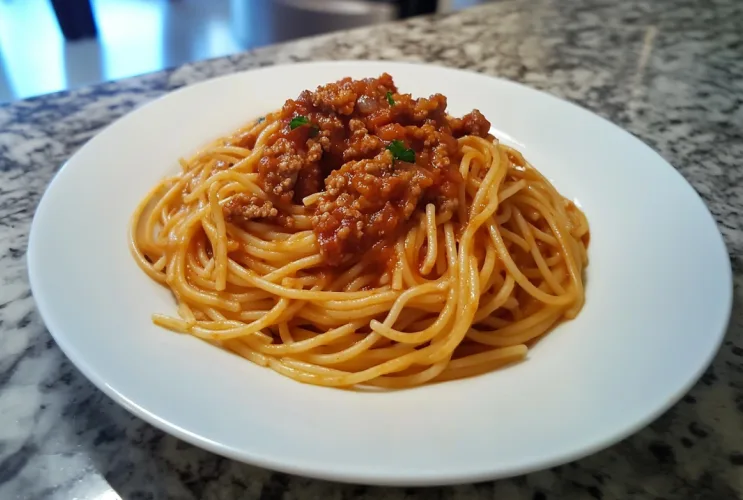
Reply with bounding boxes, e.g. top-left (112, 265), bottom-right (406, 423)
top-left (129, 73), bottom-right (589, 389)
